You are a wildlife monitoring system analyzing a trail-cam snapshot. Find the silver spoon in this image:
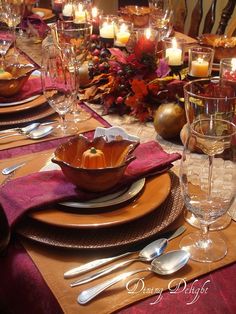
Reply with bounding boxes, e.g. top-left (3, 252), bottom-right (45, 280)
top-left (78, 250), bottom-right (190, 305)
top-left (71, 238), bottom-right (168, 287)
top-left (2, 162), bottom-right (26, 175)
top-left (64, 226), bottom-right (186, 279)
top-left (0, 125), bottom-right (53, 140)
